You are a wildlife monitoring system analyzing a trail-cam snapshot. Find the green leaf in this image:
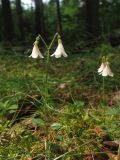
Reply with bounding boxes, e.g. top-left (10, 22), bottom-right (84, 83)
top-left (50, 143), bottom-right (61, 152)
top-left (9, 110), bottom-right (16, 114)
top-left (51, 123), bottom-right (62, 130)
top-left (75, 101), bottom-right (85, 107)
top-left (32, 118), bottom-right (45, 128)
top-left (9, 104), bottom-right (18, 110)
top-left (54, 134), bottom-right (63, 141)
